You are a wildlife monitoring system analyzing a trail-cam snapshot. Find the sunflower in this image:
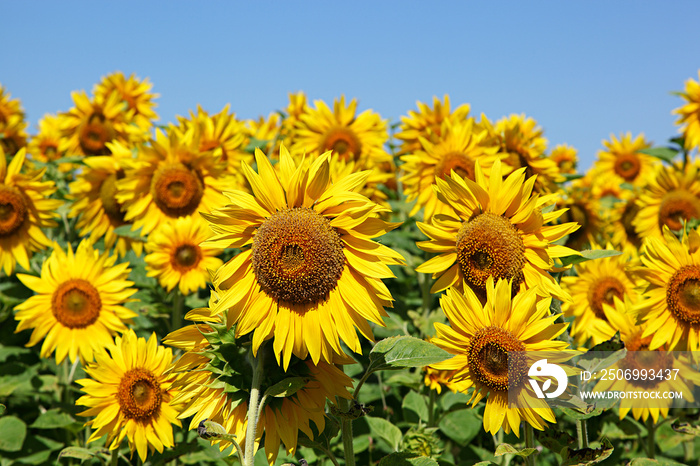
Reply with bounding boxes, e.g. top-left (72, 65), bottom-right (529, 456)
top-left (395, 95), bottom-right (471, 155)
top-left (482, 114), bottom-right (563, 193)
top-left (0, 84), bottom-right (28, 155)
top-left (424, 366), bottom-right (470, 395)
top-left (68, 141), bottom-right (142, 257)
top-left (94, 71), bottom-right (159, 131)
top-left (116, 126), bottom-right (234, 237)
top-left (202, 145), bottom-right (405, 369)
top-left (550, 144), bottom-right (578, 175)
top-left (673, 70), bottom-right (700, 151)
top-left (561, 245), bottom-right (638, 346)
top-left (76, 329), bottom-right (182, 462)
top-left (633, 159), bottom-right (700, 239)
top-left (556, 180), bottom-right (604, 250)
top-left (26, 114), bottom-right (68, 170)
top-left (0, 147), bottom-right (62, 275)
top-left (145, 216), bottom-right (223, 295)
top-left (163, 305), bottom-right (353, 464)
top-left (591, 133), bottom-right (656, 187)
top-left (633, 226), bottom-right (700, 352)
top-left (594, 297), bottom-right (700, 422)
top-left (280, 91), bottom-right (311, 138)
top-left (430, 278), bottom-right (572, 436)
top-left (415, 158), bottom-right (578, 302)
top-left (607, 193), bottom-right (644, 253)
top-left (13, 240), bottom-right (137, 363)
top-left (400, 118), bottom-right (500, 219)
